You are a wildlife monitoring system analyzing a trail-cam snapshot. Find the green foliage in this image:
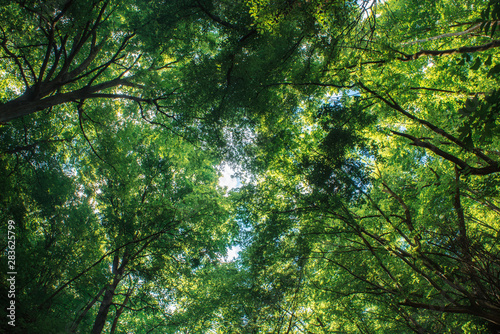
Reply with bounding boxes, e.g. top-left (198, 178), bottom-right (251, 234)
top-left (458, 91), bottom-right (500, 147)
top-left (2, 0), bottom-right (500, 333)
top-left (481, 0), bottom-right (500, 36)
